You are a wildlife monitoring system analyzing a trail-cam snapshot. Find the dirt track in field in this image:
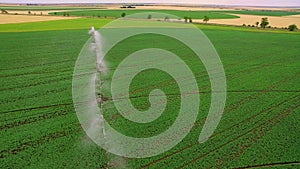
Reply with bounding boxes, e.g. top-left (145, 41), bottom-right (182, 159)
top-left (0, 14), bottom-right (79, 24)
